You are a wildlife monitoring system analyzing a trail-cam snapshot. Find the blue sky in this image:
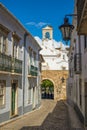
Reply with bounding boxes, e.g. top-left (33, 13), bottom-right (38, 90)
top-left (0, 0), bottom-right (74, 42)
